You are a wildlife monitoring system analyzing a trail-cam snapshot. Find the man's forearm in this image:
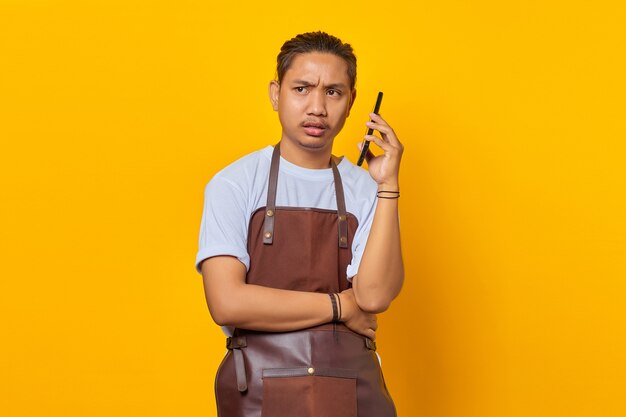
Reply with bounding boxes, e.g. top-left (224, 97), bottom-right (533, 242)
top-left (211, 281), bottom-right (334, 331)
top-left (352, 191), bottom-right (404, 313)
top-left (202, 257), bottom-right (335, 332)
